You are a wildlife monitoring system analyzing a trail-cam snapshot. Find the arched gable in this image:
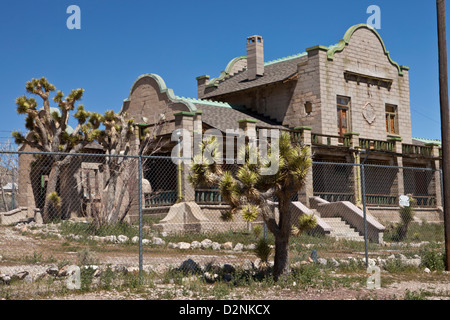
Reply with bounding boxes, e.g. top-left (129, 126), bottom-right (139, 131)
top-left (327, 24), bottom-right (409, 76)
top-left (121, 73), bottom-right (197, 125)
